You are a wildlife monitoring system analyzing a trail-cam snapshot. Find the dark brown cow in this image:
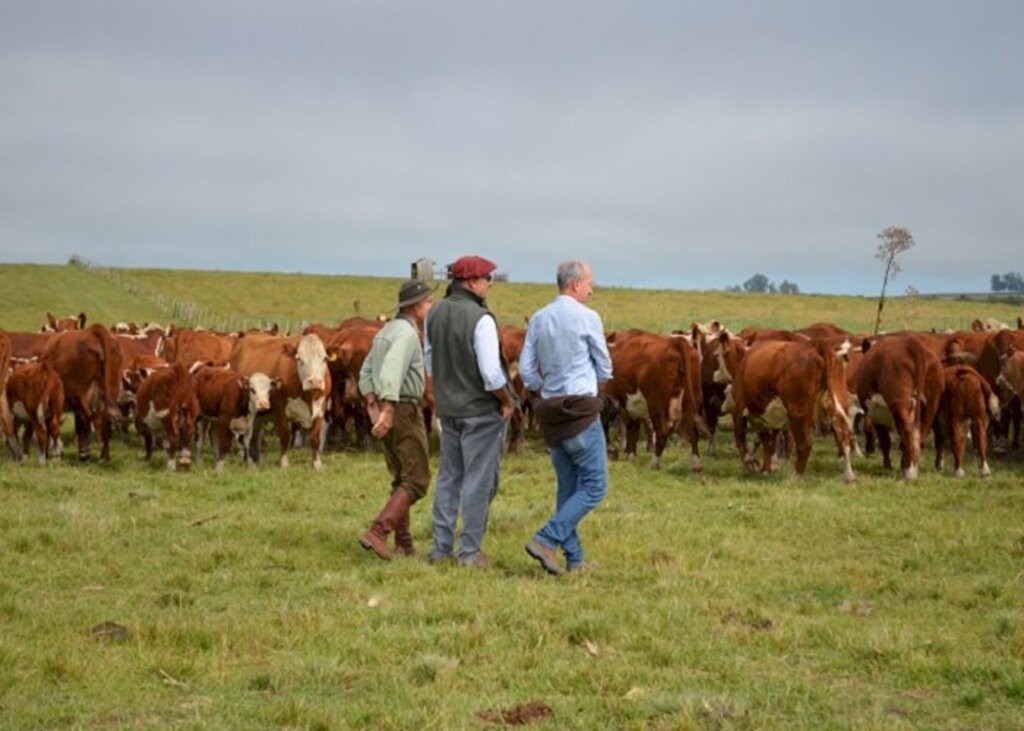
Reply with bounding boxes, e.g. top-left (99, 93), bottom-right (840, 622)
top-left (499, 325), bottom-right (529, 452)
top-left (718, 334), bottom-right (855, 481)
top-left (5, 362), bottom-right (65, 463)
top-left (40, 324), bottom-right (123, 462)
top-left (934, 364), bottom-right (997, 478)
top-left (855, 335), bottom-right (944, 480)
top-left (1000, 344), bottom-right (1024, 399)
top-left (229, 333), bottom-right (333, 469)
top-left (43, 312), bottom-right (87, 332)
top-left (135, 363), bottom-right (199, 470)
top-left (986, 329), bottom-right (1024, 449)
top-left (192, 364), bottom-right (279, 469)
top-left (602, 332), bottom-right (702, 470)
